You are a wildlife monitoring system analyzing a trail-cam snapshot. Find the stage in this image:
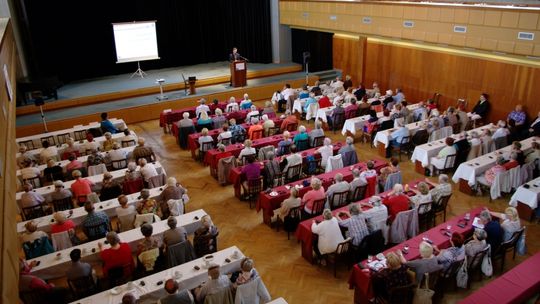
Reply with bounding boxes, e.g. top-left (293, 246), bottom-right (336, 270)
top-left (15, 61), bottom-right (339, 137)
